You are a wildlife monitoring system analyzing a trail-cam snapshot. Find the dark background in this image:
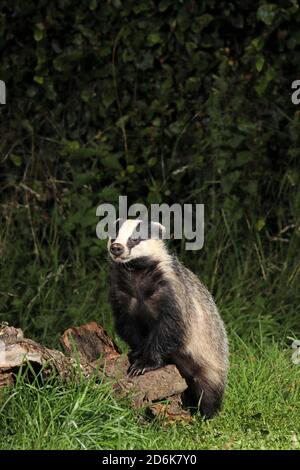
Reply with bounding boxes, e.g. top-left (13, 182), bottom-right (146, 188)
top-left (0, 0), bottom-right (299, 346)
